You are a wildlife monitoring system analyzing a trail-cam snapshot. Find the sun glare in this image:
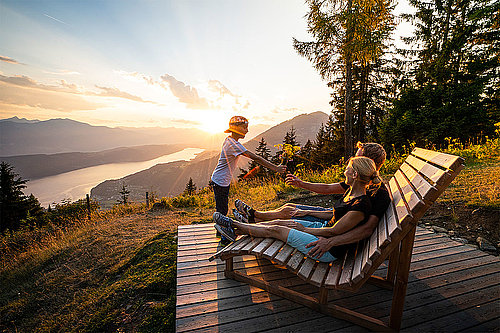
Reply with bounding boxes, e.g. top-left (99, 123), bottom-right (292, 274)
top-left (200, 113), bottom-right (231, 134)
